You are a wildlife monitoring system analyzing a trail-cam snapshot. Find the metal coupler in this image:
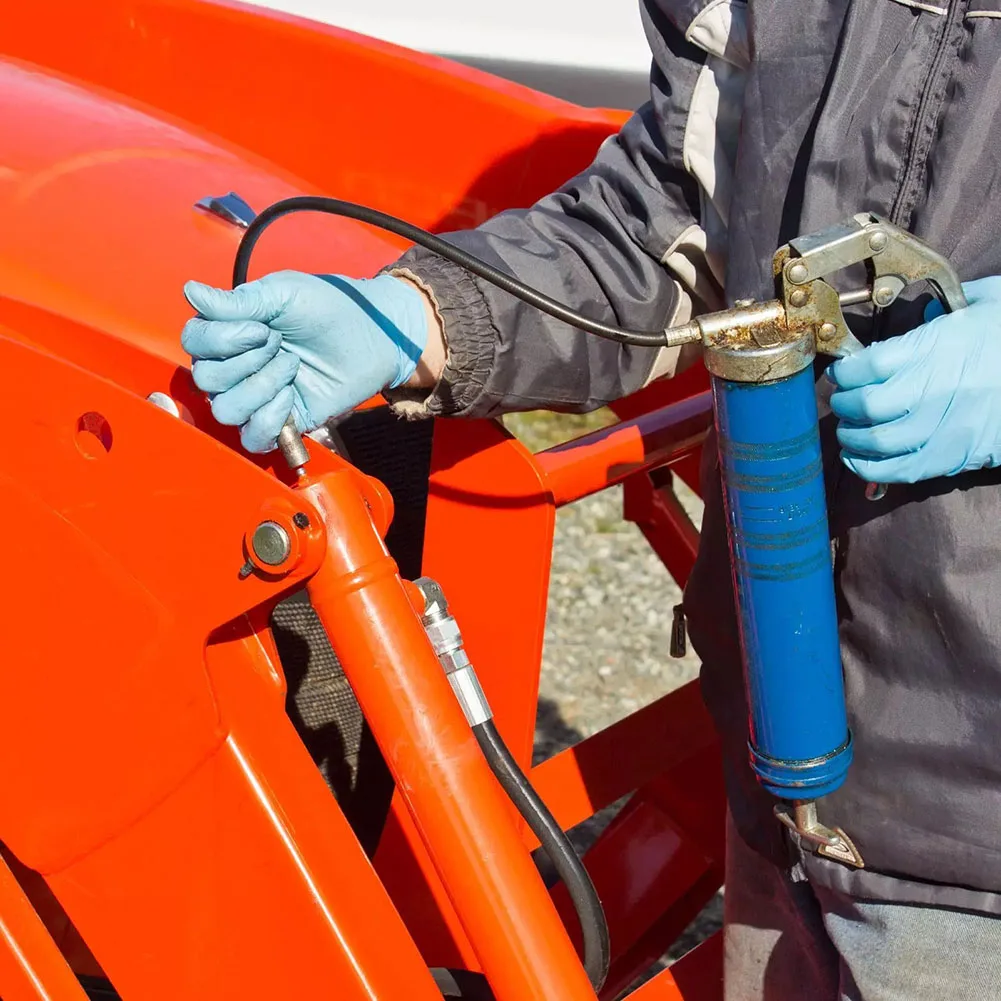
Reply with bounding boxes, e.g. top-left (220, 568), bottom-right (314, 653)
top-left (415, 577), bottom-right (493, 727)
